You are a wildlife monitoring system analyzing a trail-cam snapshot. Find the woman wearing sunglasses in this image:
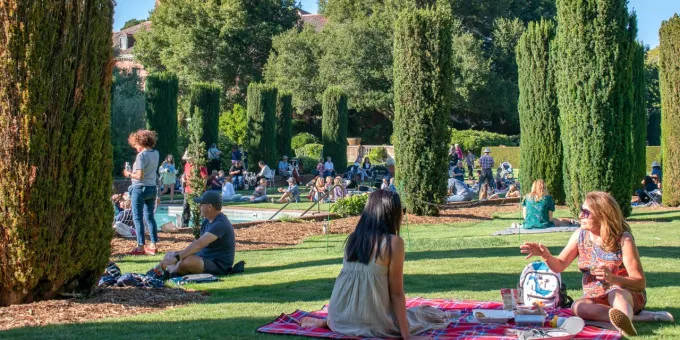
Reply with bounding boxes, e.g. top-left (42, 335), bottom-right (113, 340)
top-left (301, 190), bottom-right (448, 339)
top-left (520, 191), bottom-right (667, 336)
